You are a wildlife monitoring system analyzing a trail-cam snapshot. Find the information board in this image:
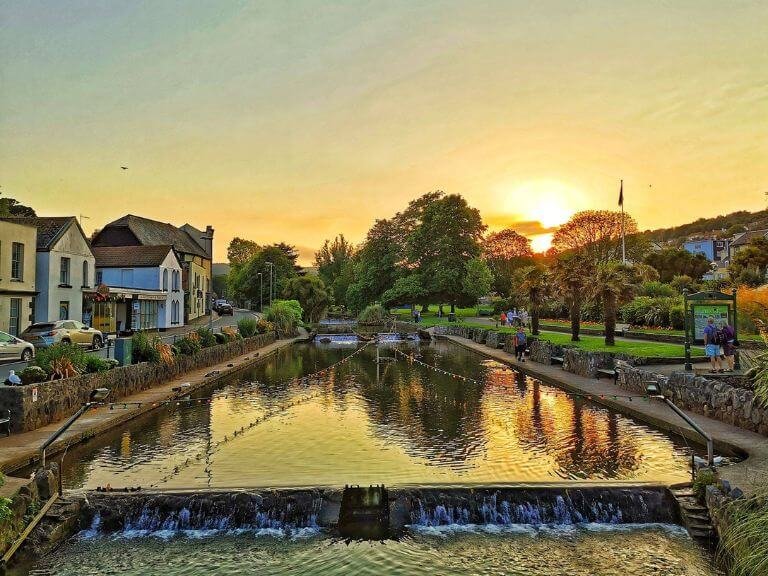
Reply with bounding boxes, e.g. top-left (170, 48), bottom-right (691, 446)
top-left (692, 304), bottom-right (729, 342)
